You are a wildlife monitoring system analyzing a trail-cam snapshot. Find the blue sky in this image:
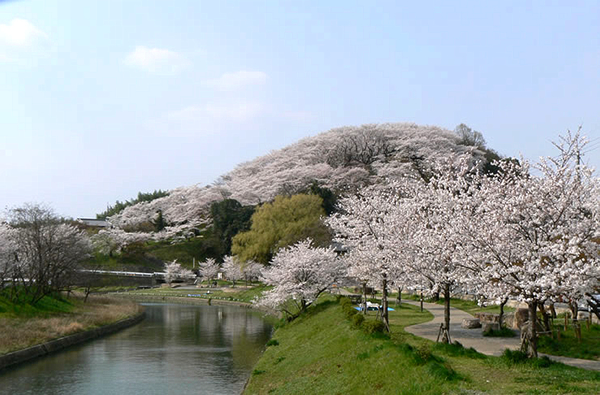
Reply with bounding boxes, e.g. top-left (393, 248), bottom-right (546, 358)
top-left (1, 0), bottom-right (599, 218)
